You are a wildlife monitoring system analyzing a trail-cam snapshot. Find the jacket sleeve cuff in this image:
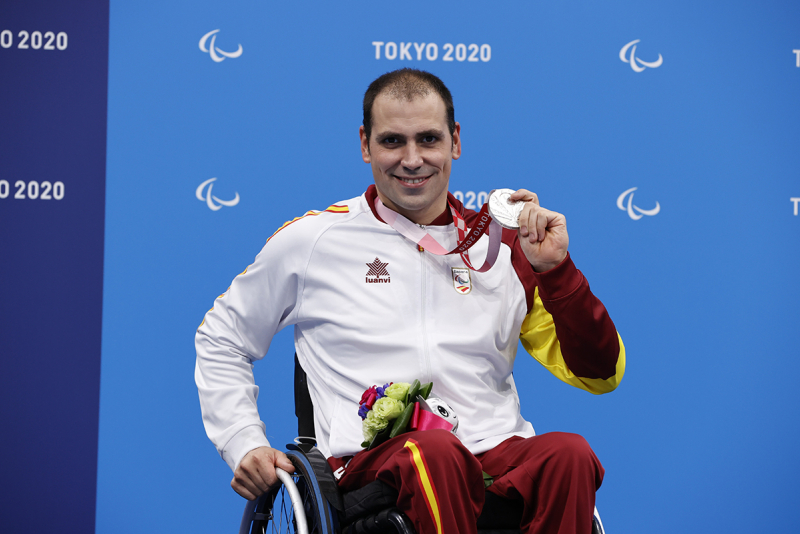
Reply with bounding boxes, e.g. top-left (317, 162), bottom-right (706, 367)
top-left (532, 252), bottom-right (583, 302)
top-left (222, 424), bottom-right (271, 471)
